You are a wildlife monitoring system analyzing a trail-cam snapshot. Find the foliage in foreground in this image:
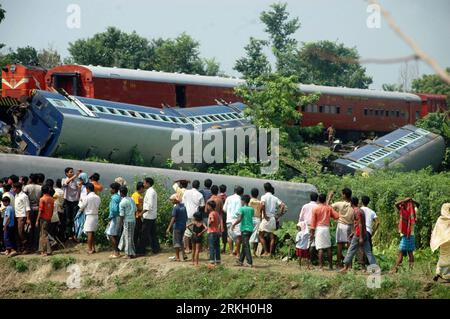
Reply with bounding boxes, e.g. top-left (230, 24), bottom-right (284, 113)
top-left (304, 168), bottom-right (450, 249)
